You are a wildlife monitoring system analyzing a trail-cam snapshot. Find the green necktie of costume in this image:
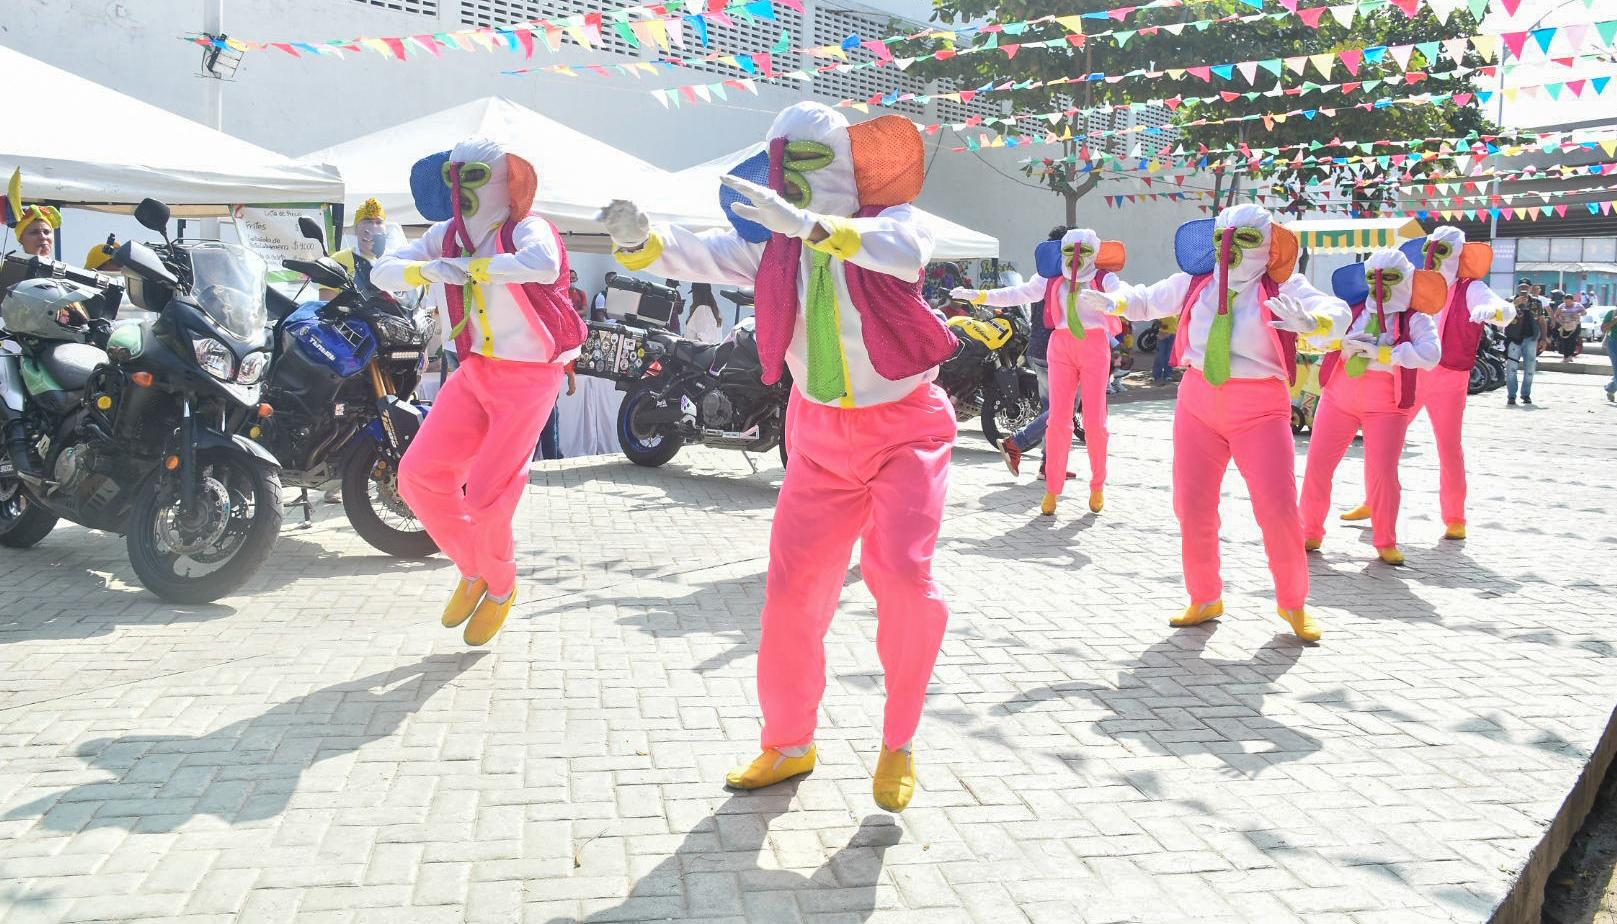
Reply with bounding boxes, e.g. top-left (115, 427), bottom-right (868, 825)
top-left (1064, 277), bottom-right (1087, 339)
top-left (1202, 289), bottom-right (1236, 386)
top-left (1346, 309), bottom-right (1381, 377)
top-left (803, 249), bottom-right (847, 403)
